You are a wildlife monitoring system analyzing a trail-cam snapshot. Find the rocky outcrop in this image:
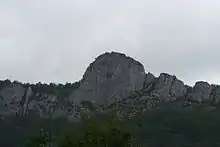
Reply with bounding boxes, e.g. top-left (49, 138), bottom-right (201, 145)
top-left (144, 72), bottom-right (155, 87)
top-left (144, 73), bottom-right (187, 102)
top-left (210, 85), bottom-right (220, 105)
top-left (0, 81), bottom-right (79, 118)
top-left (22, 86), bottom-right (33, 116)
top-left (0, 83), bottom-right (25, 115)
top-left (187, 81), bottom-right (212, 103)
top-left (0, 52), bottom-right (220, 119)
top-left (69, 52), bottom-right (146, 104)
